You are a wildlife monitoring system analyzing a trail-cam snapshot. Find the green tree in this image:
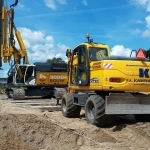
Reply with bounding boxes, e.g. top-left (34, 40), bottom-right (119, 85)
top-left (46, 57), bottom-right (66, 63)
top-left (144, 48), bottom-right (150, 58)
